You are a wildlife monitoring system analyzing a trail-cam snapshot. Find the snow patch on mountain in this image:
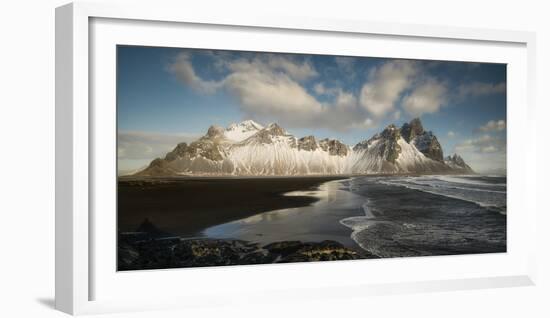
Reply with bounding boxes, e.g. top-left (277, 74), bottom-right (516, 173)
top-left (224, 120), bottom-right (264, 142)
